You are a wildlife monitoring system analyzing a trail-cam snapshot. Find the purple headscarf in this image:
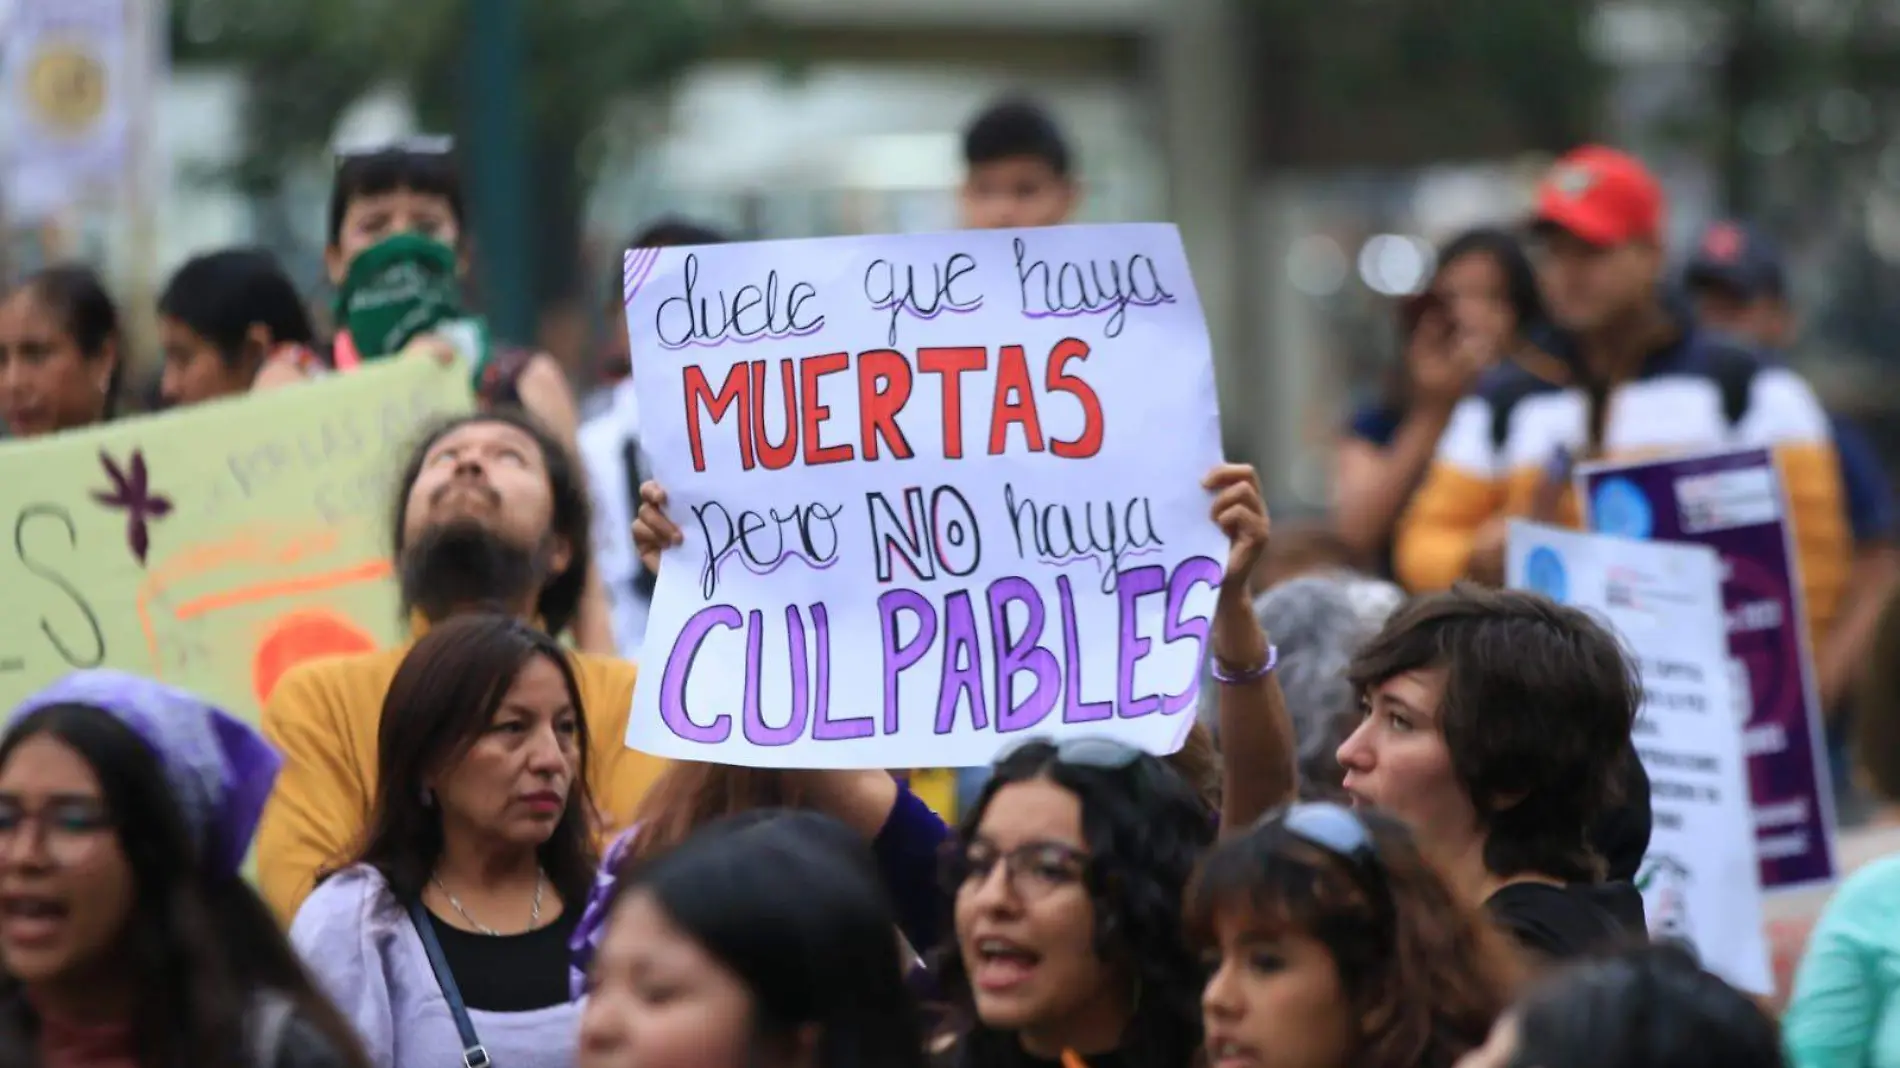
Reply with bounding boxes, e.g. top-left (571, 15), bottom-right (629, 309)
top-left (8, 670), bottom-right (283, 877)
